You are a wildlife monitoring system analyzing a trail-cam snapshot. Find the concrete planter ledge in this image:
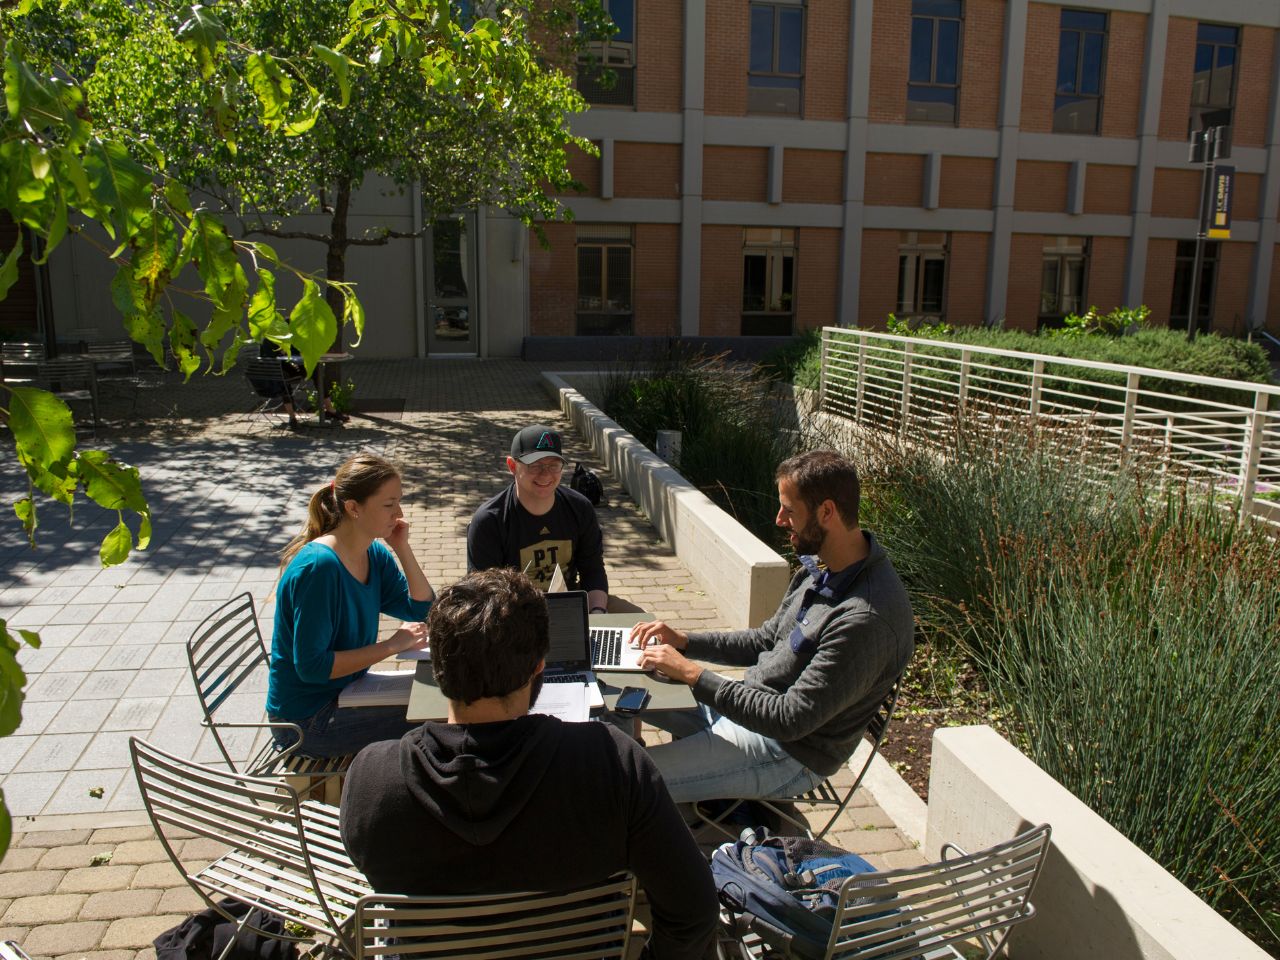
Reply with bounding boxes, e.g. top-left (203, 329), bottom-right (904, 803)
top-left (927, 725), bottom-right (1268, 960)
top-left (541, 371), bottom-right (790, 628)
